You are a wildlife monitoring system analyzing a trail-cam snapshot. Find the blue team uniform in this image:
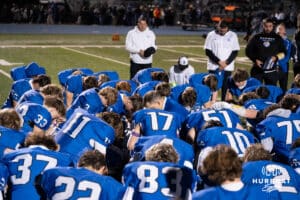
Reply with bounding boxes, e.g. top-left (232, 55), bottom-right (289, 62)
top-left (286, 88), bottom-right (300, 95)
top-left (197, 127), bottom-right (255, 157)
top-left (189, 71), bottom-right (223, 91)
top-left (24, 62), bottom-right (46, 77)
top-left (133, 135), bottom-right (194, 168)
top-left (131, 68), bottom-right (165, 84)
top-left (133, 81), bottom-right (161, 97)
top-left (100, 79), bottom-right (138, 95)
top-left (243, 85), bottom-right (283, 103)
top-left (2, 145), bottom-right (73, 200)
top-left (66, 88), bottom-right (105, 118)
top-left (185, 109), bottom-right (241, 133)
top-left (41, 167), bottom-right (125, 200)
top-left (18, 89), bottom-right (44, 105)
top-left (55, 109), bottom-right (115, 163)
top-left (256, 109), bottom-right (300, 163)
top-left (0, 126), bottom-right (26, 158)
top-left (10, 65), bottom-right (27, 81)
top-left (0, 162), bottom-right (8, 192)
top-left (289, 147), bottom-right (300, 175)
top-left (122, 161), bottom-right (197, 200)
top-left (133, 108), bottom-right (181, 138)
top-left (58, 68), bottom-right (94, 86)
top-left (244, 98), bottom-right (274, 128)
top-left (227, 77), bottom-right (261, 98)
top-left (192, 181), bottom-right (280, 200)
top-left (65, 74), bottom-right (85, 102)
top-left (242, 160), bottom-right (300, 199)
top-left (170, 84), bottom-right (211, 110)
top-left (10, 78), bottom-right (33, 102)
top-left (106, 93), bottom-right (126, 115)
top-left (16, 102), bottom-right (52, 134)
top-left (163, 97), bottom-right (189, 124)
